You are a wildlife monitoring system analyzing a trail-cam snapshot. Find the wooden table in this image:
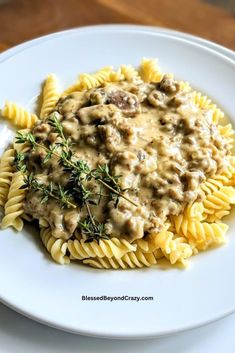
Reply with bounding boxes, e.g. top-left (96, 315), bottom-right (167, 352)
top-left (0, 0), bottom-right (235, 52)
